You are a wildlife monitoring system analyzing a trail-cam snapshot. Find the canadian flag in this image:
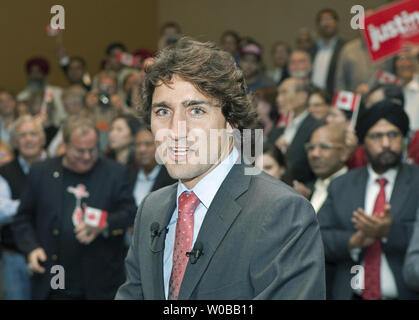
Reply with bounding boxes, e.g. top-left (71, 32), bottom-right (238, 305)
top-left (332, 91), bottom-right (361, 112)
top-left (45, 25), bottom-right (61, 37)
top-left (117, 52), bottom-right (139, 67)
top-left (84, 206), bottom-right (108, 228)
top-left (375, 70), bottom-right (400, 85)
